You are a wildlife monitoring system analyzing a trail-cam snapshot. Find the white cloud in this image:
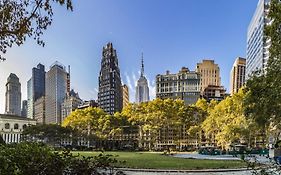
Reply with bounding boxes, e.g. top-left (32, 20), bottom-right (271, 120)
top-left (147, 78), bottom-right (156, 100)
top-left (89, 88), bottom-right (98, 100)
